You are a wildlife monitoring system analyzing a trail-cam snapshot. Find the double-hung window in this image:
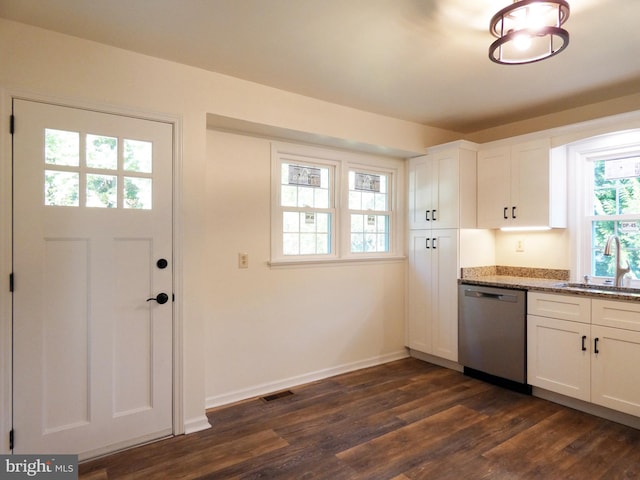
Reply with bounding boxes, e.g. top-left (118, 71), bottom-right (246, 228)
top-left (347, 168), bottom-right (390, 253)
top-left (572, 130), bottom-right (640, 283)
top-left (278, 158), bottom-right (336, 257)
top-left (271, 143), bottom-right (399, 264)
top-left (586, 155), bottom-right (640, 280)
